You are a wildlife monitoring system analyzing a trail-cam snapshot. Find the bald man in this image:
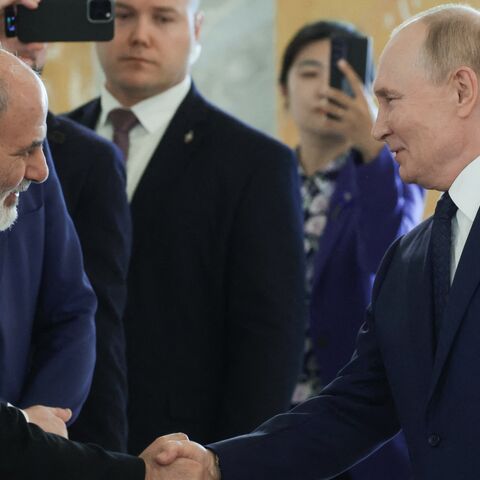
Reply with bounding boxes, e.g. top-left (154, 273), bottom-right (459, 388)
top-left (154, 5), bottom-right (480, 480)
top-left (0, 43), bottom-right (96, 427)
